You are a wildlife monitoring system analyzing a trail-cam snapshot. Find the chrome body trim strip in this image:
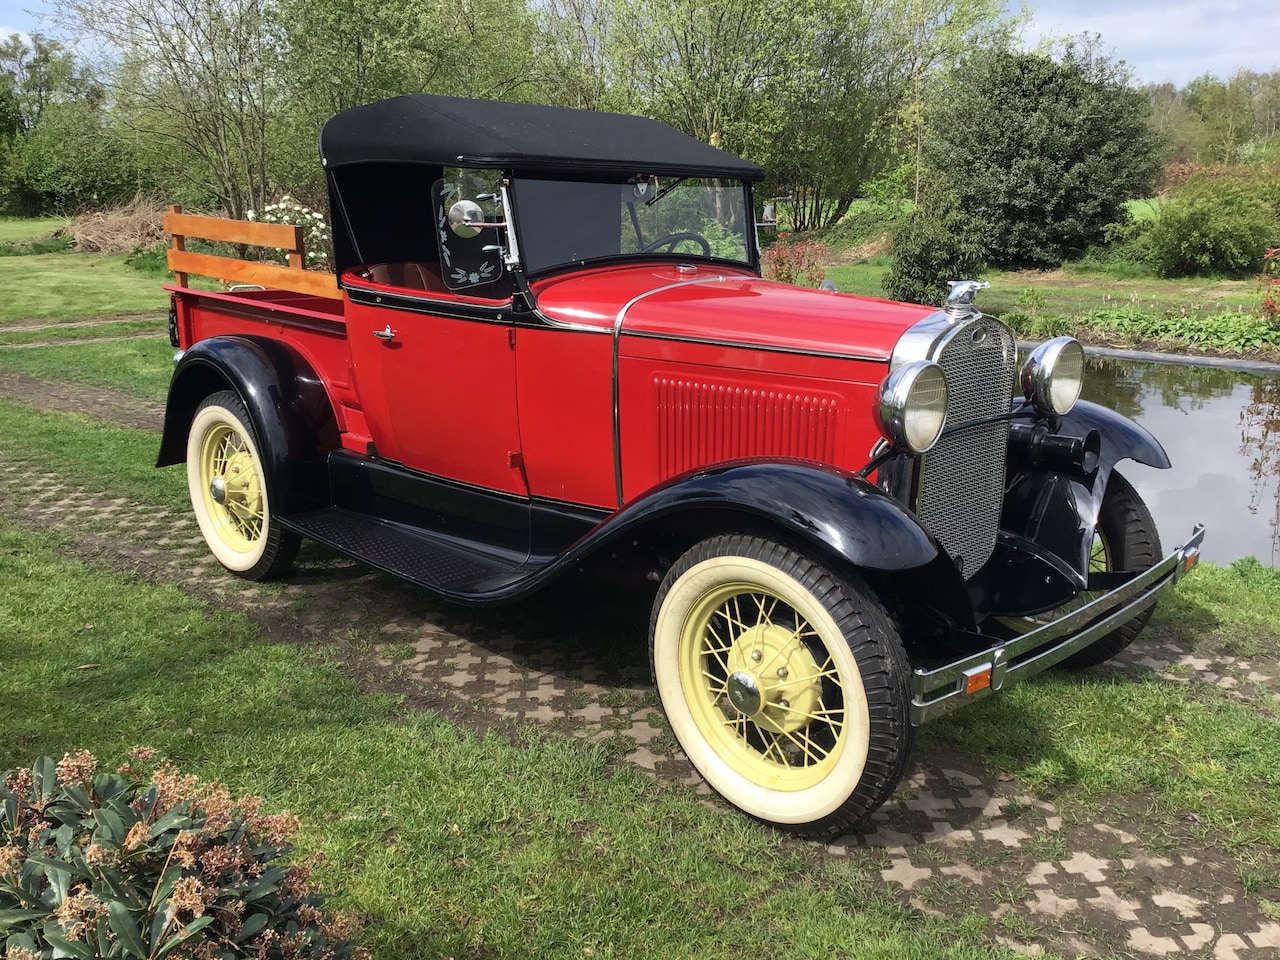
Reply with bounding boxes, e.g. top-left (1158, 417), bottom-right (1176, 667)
top-left (910, 524), bottom-right (1206, 724)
